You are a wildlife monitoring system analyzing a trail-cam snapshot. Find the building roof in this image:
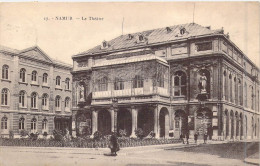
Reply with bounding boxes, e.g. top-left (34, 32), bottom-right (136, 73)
top-left (0, 45), bottom-right (72, 69)
top-left (74, 23), bottom-right (222, 57)
top-left (0, 45), bottom-right (19, 54)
